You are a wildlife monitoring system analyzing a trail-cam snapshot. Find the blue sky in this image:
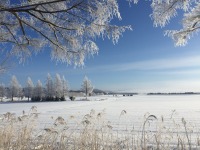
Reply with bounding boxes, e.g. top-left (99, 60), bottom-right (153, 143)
top-left (1, 1), bottom-right (200, 93)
